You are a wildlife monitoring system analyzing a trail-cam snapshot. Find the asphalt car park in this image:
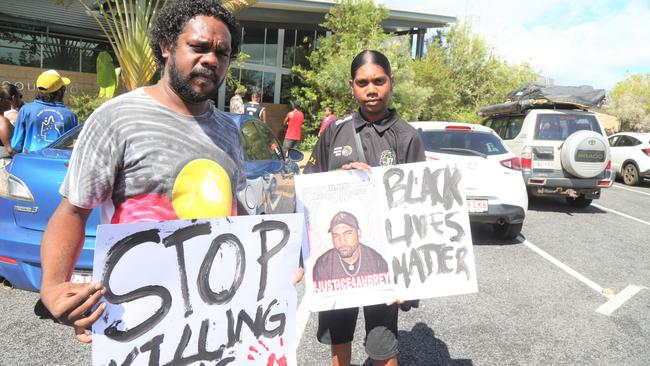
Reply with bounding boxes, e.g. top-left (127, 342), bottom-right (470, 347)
top-left (2, 181), bottom-right (648, 365)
